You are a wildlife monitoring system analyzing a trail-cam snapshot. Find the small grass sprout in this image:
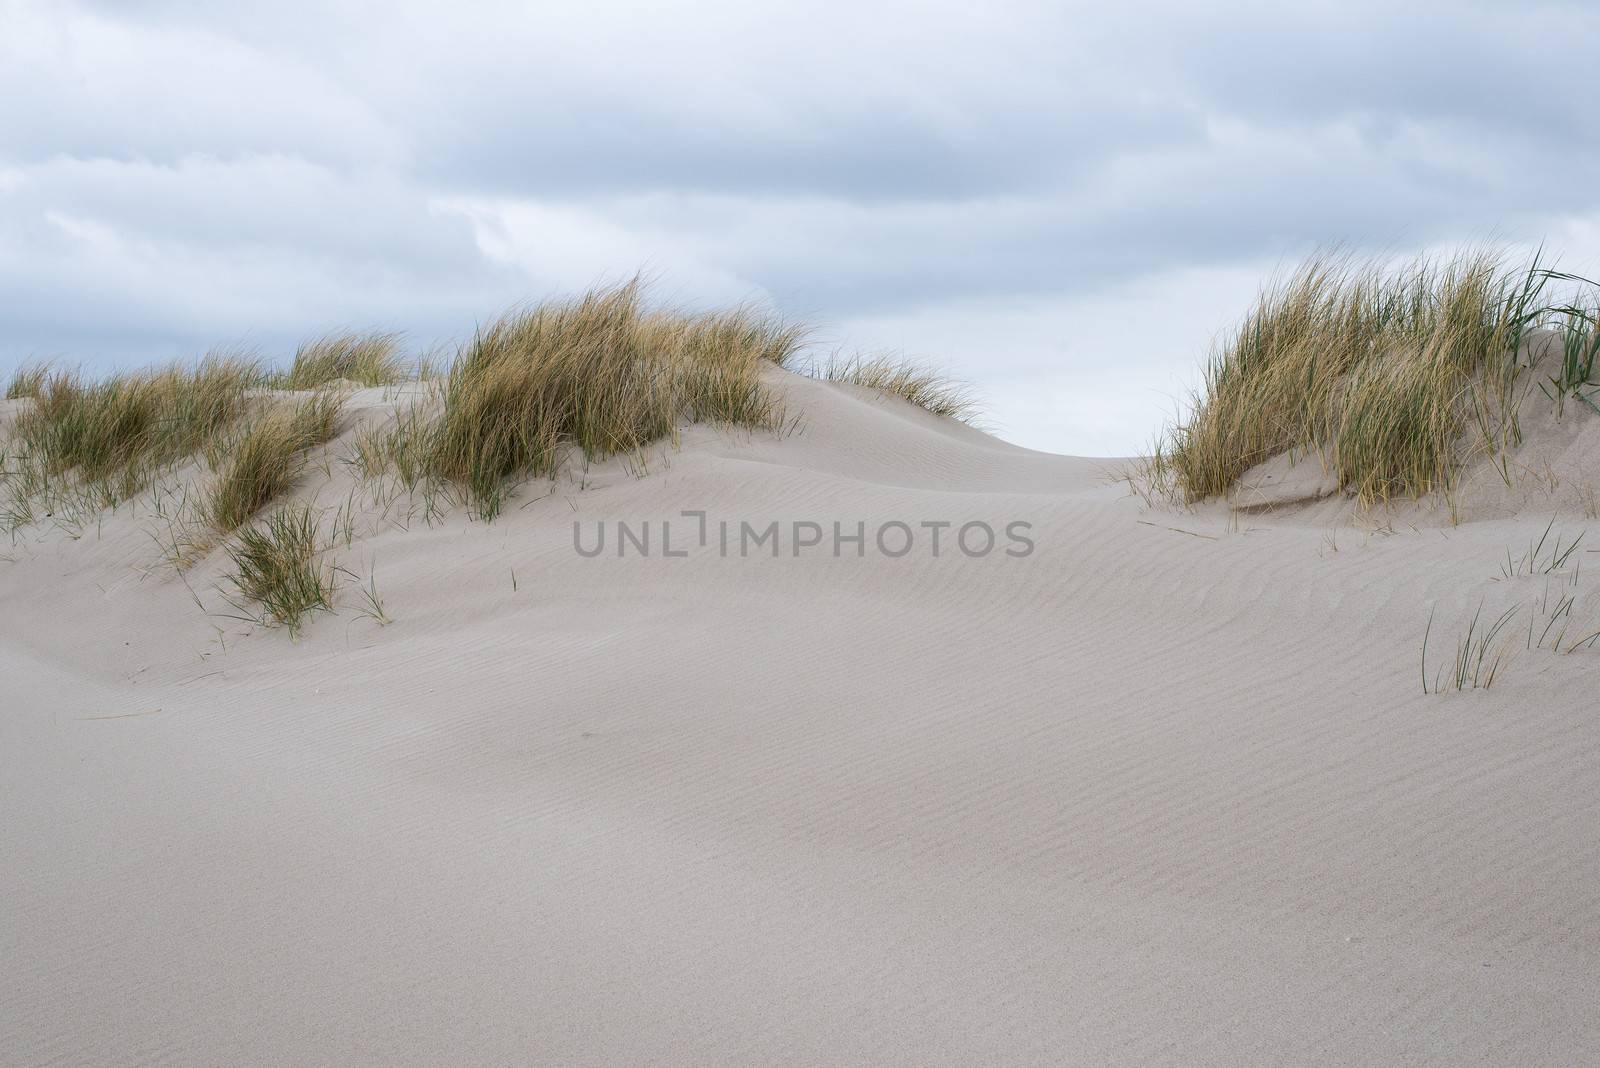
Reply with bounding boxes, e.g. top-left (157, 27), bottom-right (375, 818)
top-left (1423, 600), bottom-right (1521, 693)
top-left (1498, 517), bottom-right (1585, 579)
